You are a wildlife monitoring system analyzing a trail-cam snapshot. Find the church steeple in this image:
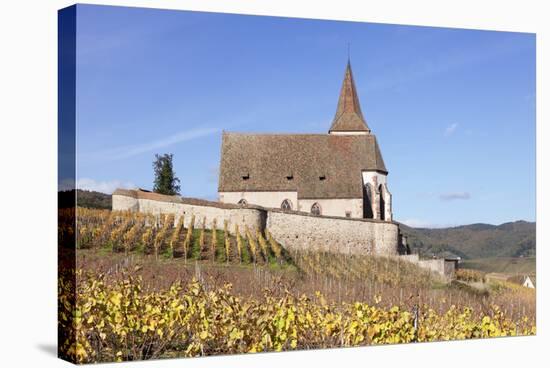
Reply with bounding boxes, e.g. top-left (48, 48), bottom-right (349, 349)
top-left (329, 61), bottom-right (371, 134)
